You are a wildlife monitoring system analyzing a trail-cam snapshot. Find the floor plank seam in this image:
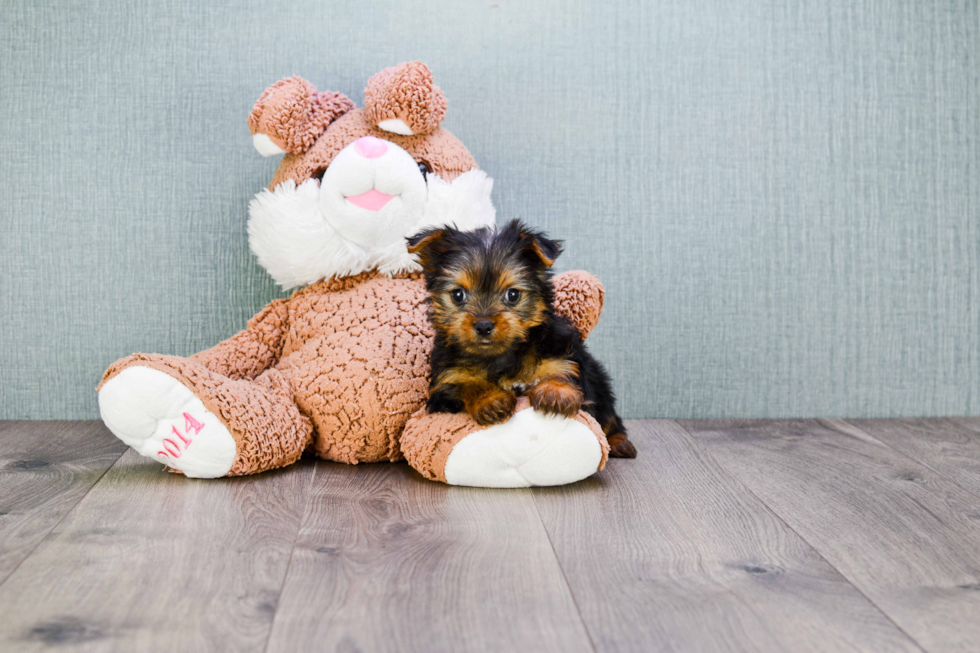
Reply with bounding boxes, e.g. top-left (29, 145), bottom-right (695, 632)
top-left (529, 492), bottom-right (599, 653)
top-left (0, 443), bottom-right (128, 591)
top-left (669, 420), bottom-right (932, 653)
top-left (834, 418), bottom-right (980, 503)
top-left (261, 461), bottom-right (320, 653)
